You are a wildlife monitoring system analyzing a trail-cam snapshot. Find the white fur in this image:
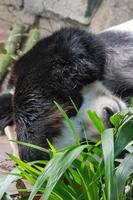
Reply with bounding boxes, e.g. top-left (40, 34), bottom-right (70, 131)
top-left (53, 81), bottom-right (127, 149)
top-left (106, 20), bottom-right (133, 33)
top-left (8, 87), bottom-right (15, 95)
